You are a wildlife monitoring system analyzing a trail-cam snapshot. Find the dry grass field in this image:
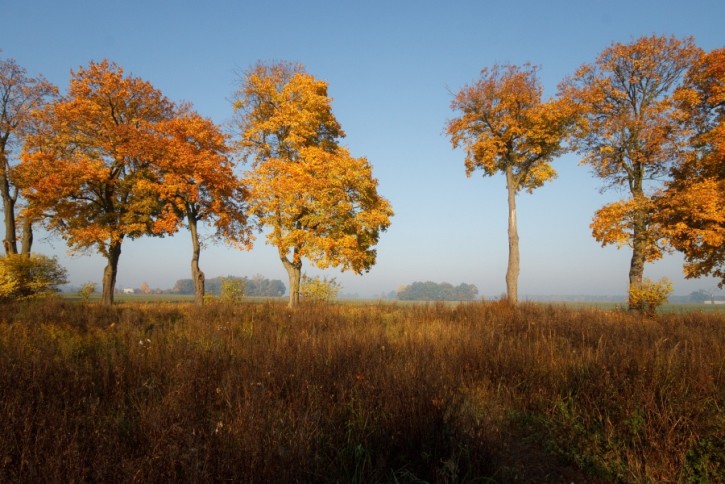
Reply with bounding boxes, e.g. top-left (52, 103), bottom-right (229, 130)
top-left (1, 299), bottom-right (723, 482)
